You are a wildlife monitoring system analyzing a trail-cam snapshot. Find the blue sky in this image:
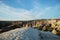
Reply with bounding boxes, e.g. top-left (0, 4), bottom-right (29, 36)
top-left (0, 0), bottom-right (60, 20)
